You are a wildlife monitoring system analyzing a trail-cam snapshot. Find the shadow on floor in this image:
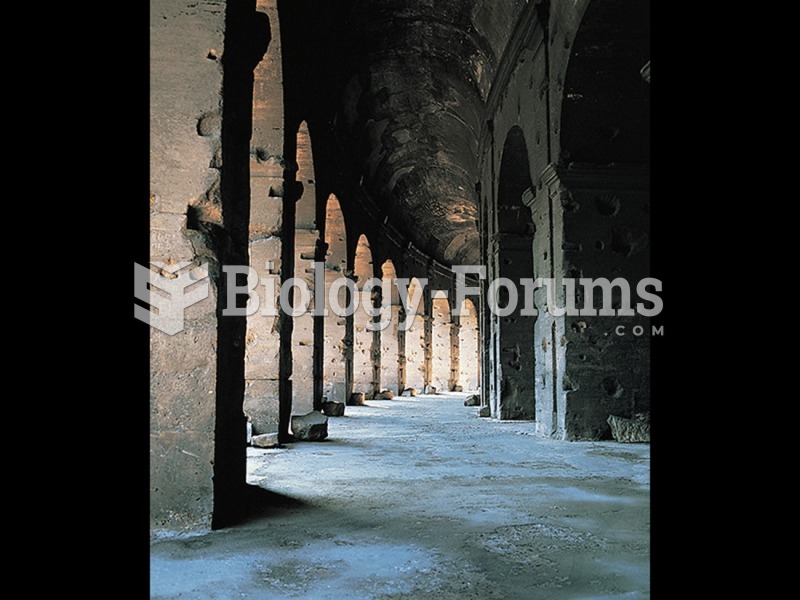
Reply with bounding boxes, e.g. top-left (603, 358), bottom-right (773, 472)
top-left (214, 484), bottom-right (309, 530)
